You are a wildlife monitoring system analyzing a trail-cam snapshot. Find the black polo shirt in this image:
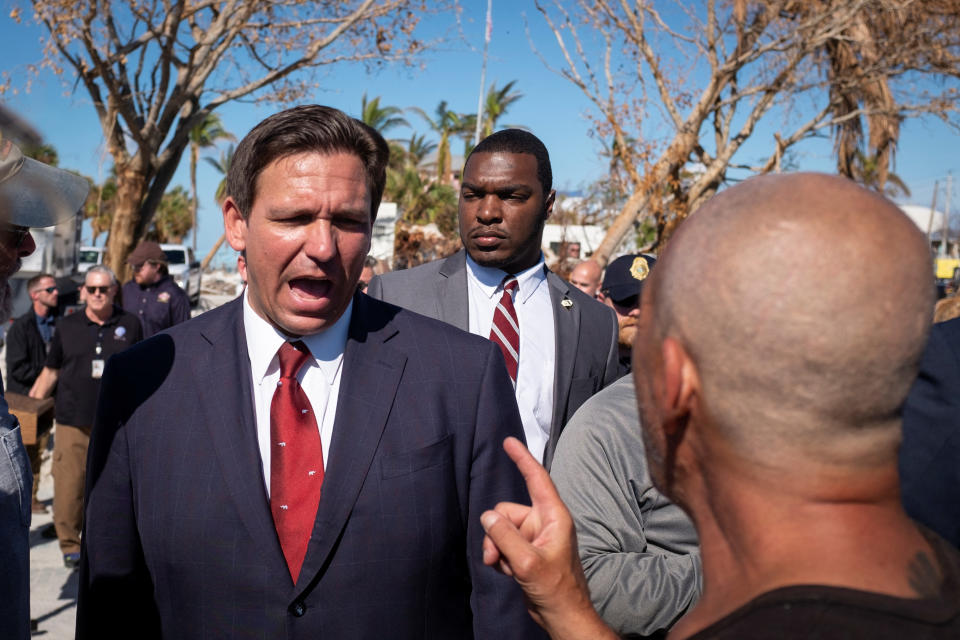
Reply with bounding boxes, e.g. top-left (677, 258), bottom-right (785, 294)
top-left (45, 306), bottom-right (143, 427)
